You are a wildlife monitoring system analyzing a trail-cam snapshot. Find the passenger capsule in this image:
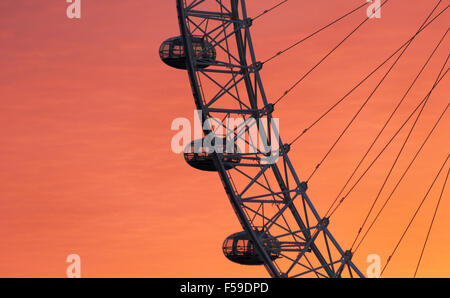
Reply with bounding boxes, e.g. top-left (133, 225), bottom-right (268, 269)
top-left (159, 36), bottom-right (216, 69)
top-left (223, 231), bottom-right (281, 265)
top-left (184, 138), bottom-right (241, 172)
